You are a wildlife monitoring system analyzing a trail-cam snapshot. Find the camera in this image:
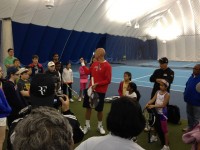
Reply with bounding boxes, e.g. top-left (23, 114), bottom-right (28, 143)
top-left (53, 94), bottom-right (66, 109)
top-left (18, 105), bottom-right (32, 117)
